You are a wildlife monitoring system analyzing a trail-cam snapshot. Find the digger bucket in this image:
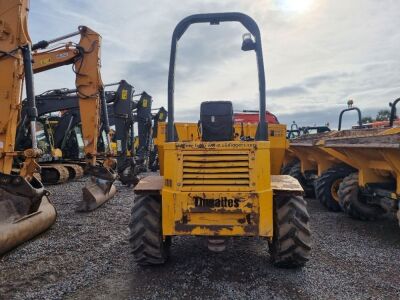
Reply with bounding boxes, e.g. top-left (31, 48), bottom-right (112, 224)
top-left (117, 157), bottom-right (139, 186)
top-left (76, 165), bottom-right (117, 212)
top-left (0, 174), bottom-right (56, 255)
